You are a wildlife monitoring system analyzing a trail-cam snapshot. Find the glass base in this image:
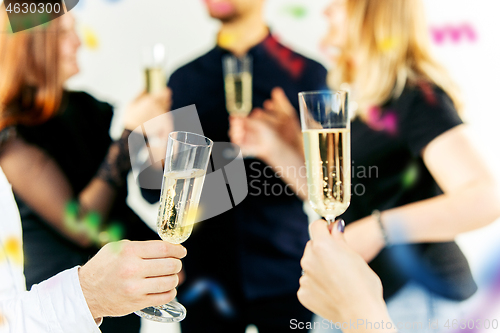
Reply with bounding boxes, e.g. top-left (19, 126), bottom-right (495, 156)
top-left (135, 301), bottom-right (186, 323)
